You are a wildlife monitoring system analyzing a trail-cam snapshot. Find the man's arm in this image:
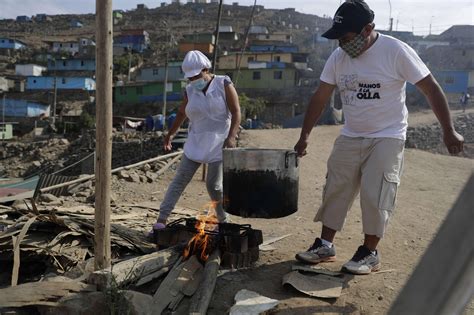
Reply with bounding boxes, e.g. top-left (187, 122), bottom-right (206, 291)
top-left (294, 81), bottom-right (336, 157)
top-left (415, 74), bottom-right (464, 154)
